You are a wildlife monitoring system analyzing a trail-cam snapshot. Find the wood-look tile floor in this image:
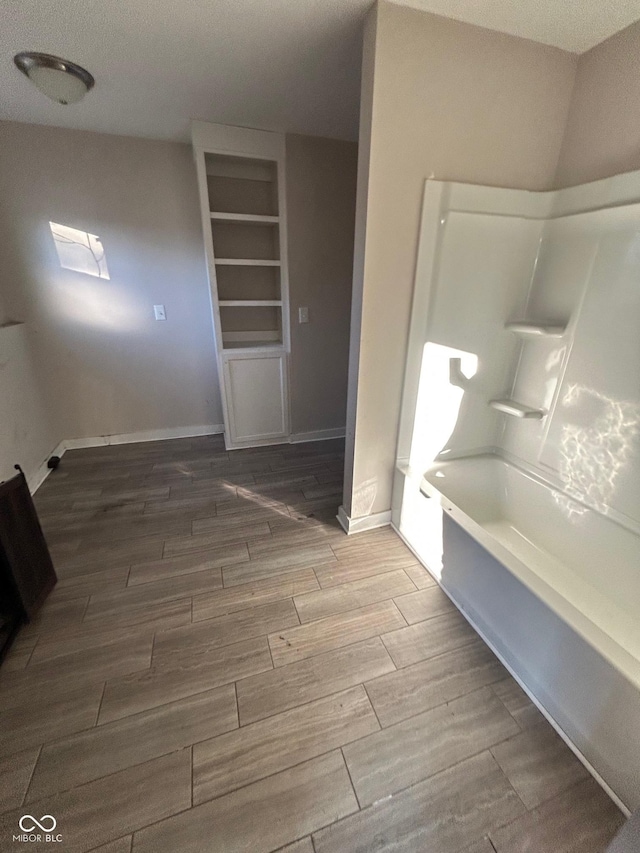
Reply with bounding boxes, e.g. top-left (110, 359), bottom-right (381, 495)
top-left (0, 436), bottom-right (625, 852)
